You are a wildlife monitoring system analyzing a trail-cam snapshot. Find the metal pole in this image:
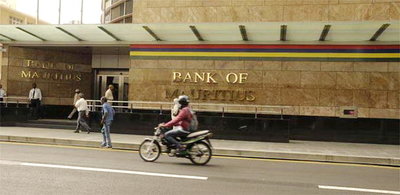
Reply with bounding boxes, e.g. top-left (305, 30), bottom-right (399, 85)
top-left (80, 0), bottom-right (84, 24)
top-left (58, 0), bottom-right (61, 24)
top-left (36, 0), bottom-right (39, 24)
top-left (101, 0), bottom-right (104, 23)
top-left (130, 103), bottom-right (133, 113)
